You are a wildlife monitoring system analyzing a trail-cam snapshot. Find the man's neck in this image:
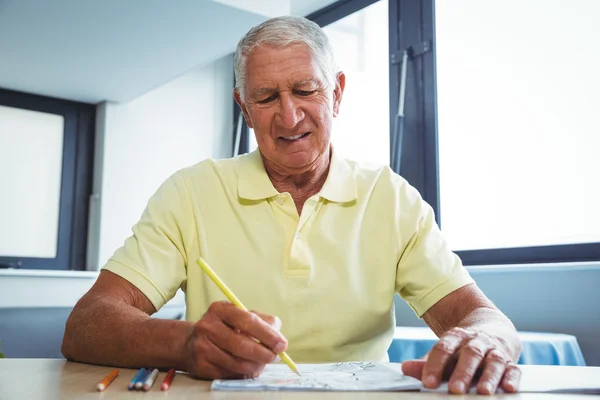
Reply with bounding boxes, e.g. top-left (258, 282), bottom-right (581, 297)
top-left (262, 149), bottom-right (331, 213)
